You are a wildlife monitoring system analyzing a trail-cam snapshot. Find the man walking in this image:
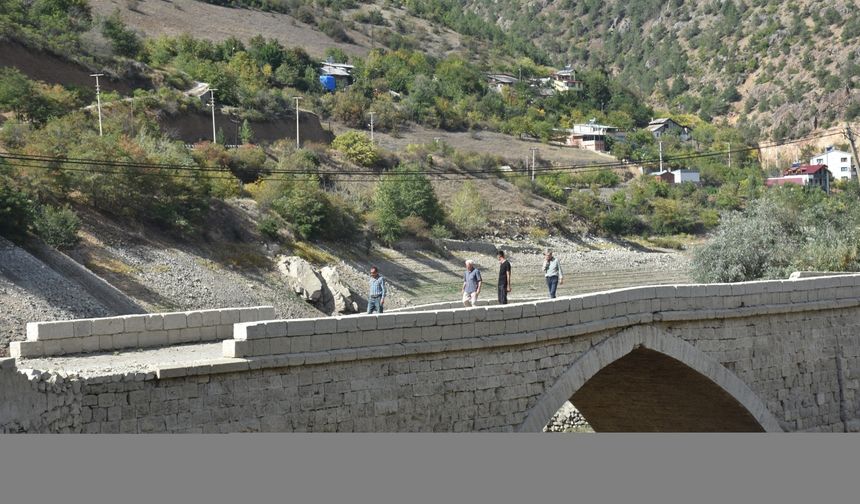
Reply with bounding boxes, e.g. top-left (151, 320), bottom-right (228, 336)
top-left (497, 250), bottom-right (511, 305)
top-left (542, 249), bottom-right (563, 299)
top-left (462, 259), bottom-right (482, 307)
top-left (367, 265), bottom-right (385, 314)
